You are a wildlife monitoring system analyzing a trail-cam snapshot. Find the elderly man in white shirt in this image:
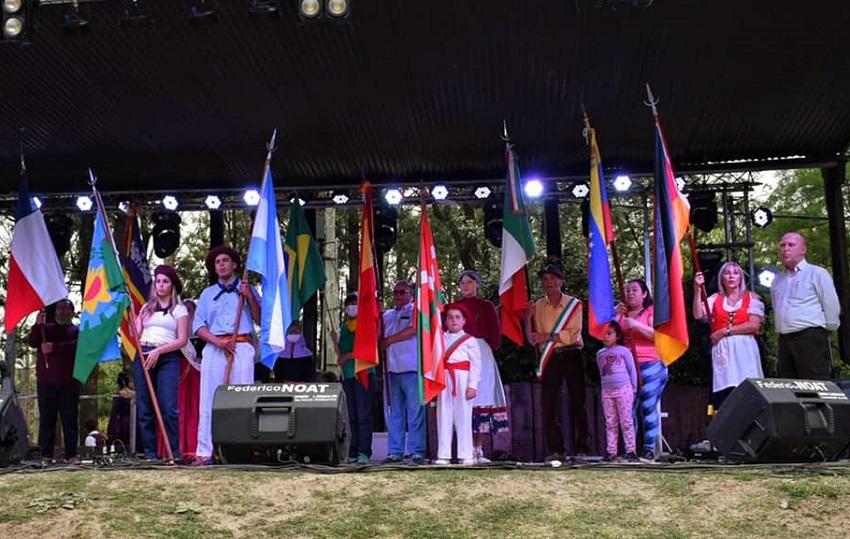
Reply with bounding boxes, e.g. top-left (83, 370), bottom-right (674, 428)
top-left (771, 231), bottom-right (841, 380)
